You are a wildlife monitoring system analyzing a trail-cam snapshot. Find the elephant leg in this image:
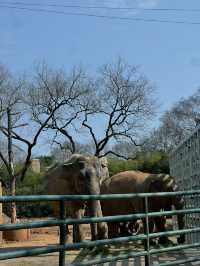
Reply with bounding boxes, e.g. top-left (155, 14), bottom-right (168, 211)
top-left (119, 222), bottom-right (133, 236)
top-left (142, 218), bottom-right (156, 245)
top-left (53, 202), bottom-right (72, 243)
top-left (149, 218), bottom-right (157, 245)
top-left (142, 218), bottom-right (154, 234)
top-left (96, 206), bottom-right (108, 240)
top-left (97, 222), bottom-right (108, 239)
top-left (72, 208), bottom-right (85, 243)
top-left (87, 200), bottom-right (99, 241)
top-left (128, 221), bottom-right (136, 234)
top-left (88, 200), bottom-right (108, 240)
top-left (107, 222), bottom-right (120, 238)
top-left (66, 225), bottom-right (73, 243)
top-left (90, 222), bottom-right (98, 241)
top-left (154, 216), bottom-right (169, 245)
